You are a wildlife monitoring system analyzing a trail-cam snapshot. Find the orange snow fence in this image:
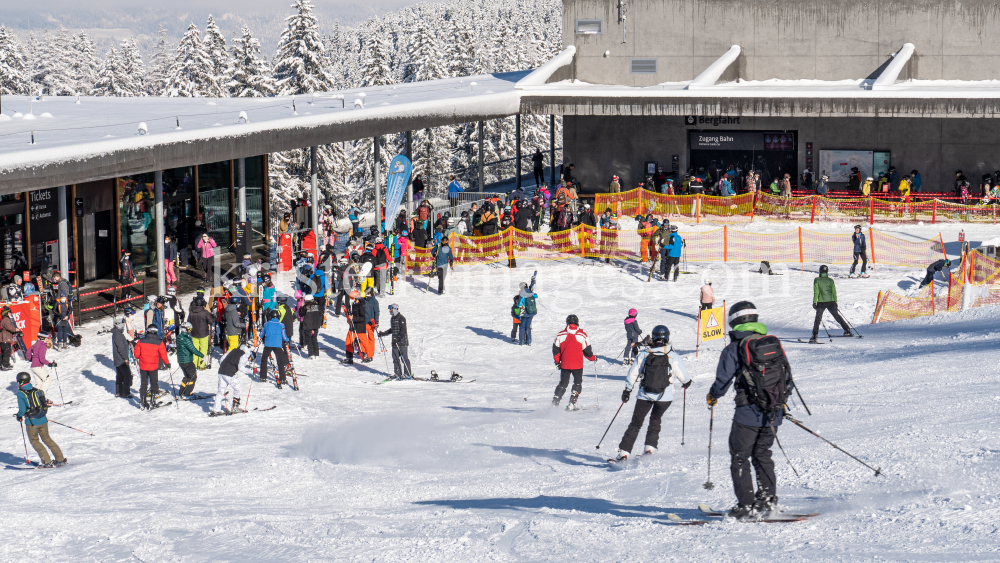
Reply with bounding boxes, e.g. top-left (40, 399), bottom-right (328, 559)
top-left (593, 189), bottom-right (1000, 225)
